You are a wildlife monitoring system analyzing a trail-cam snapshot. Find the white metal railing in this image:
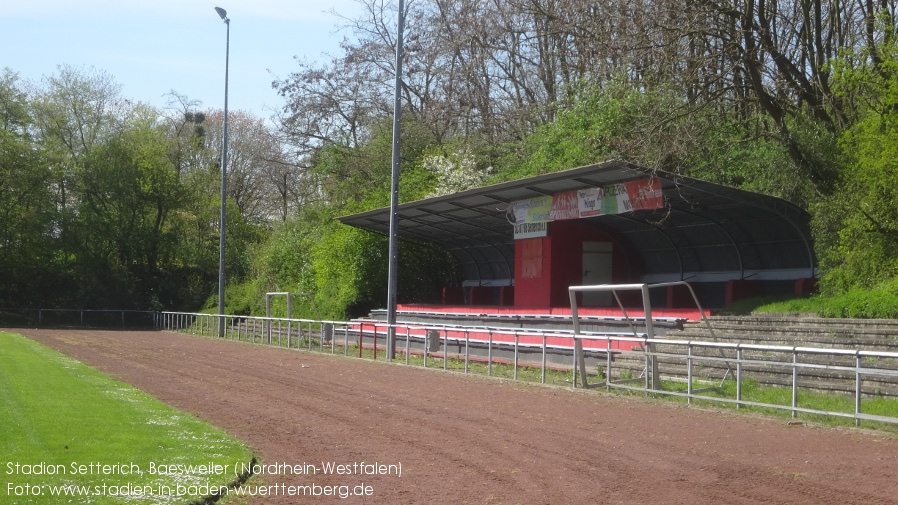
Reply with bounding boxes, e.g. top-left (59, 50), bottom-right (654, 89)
top-left (156, 310), bottom-right (898, 427)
